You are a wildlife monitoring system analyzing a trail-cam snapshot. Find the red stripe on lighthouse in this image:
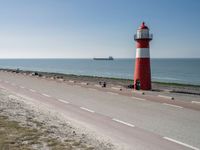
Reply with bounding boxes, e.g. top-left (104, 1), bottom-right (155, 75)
top-left (136, 40), bottom-right (149, 48)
